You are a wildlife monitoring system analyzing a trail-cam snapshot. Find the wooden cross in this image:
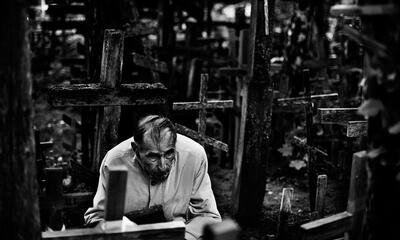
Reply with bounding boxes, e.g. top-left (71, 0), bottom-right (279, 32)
top-left (45, 29), bottom-right (168, 173)
top-left (42, 166), bottom-right (186, 240)
top-left (173, 73), bottom-right (234, 152)
top-left (300, 151), bottom-right (368, 240)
